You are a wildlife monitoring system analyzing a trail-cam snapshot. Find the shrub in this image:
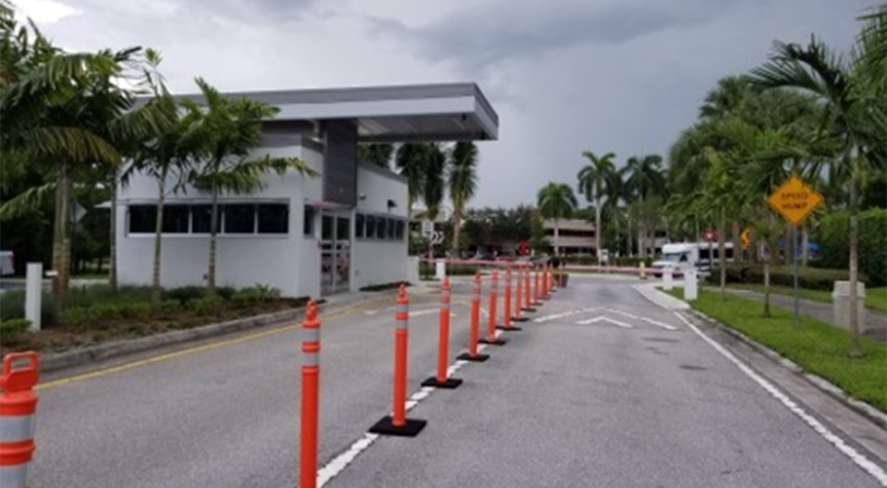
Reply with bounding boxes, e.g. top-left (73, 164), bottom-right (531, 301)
top-left (163, 286), bottom-right (207, 305)
top-left (817, 209), bottom-right (887, 287)
top-left (61, 306), bottom-right (97, 328)
top-left (0, 290), bottom-right (25, 321)
top-left (120, 303), bottom-right (152, 320)
top-left (708, 264), bottom-right (866, 291)
top-left (231, 284), bottom-right (281, 308)
top-left (157, 300), bottom-right (180, 318)
top-left (189, 294), bottom-right (224, 316)
top-left (0, 318), bottom-right (31, 335)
